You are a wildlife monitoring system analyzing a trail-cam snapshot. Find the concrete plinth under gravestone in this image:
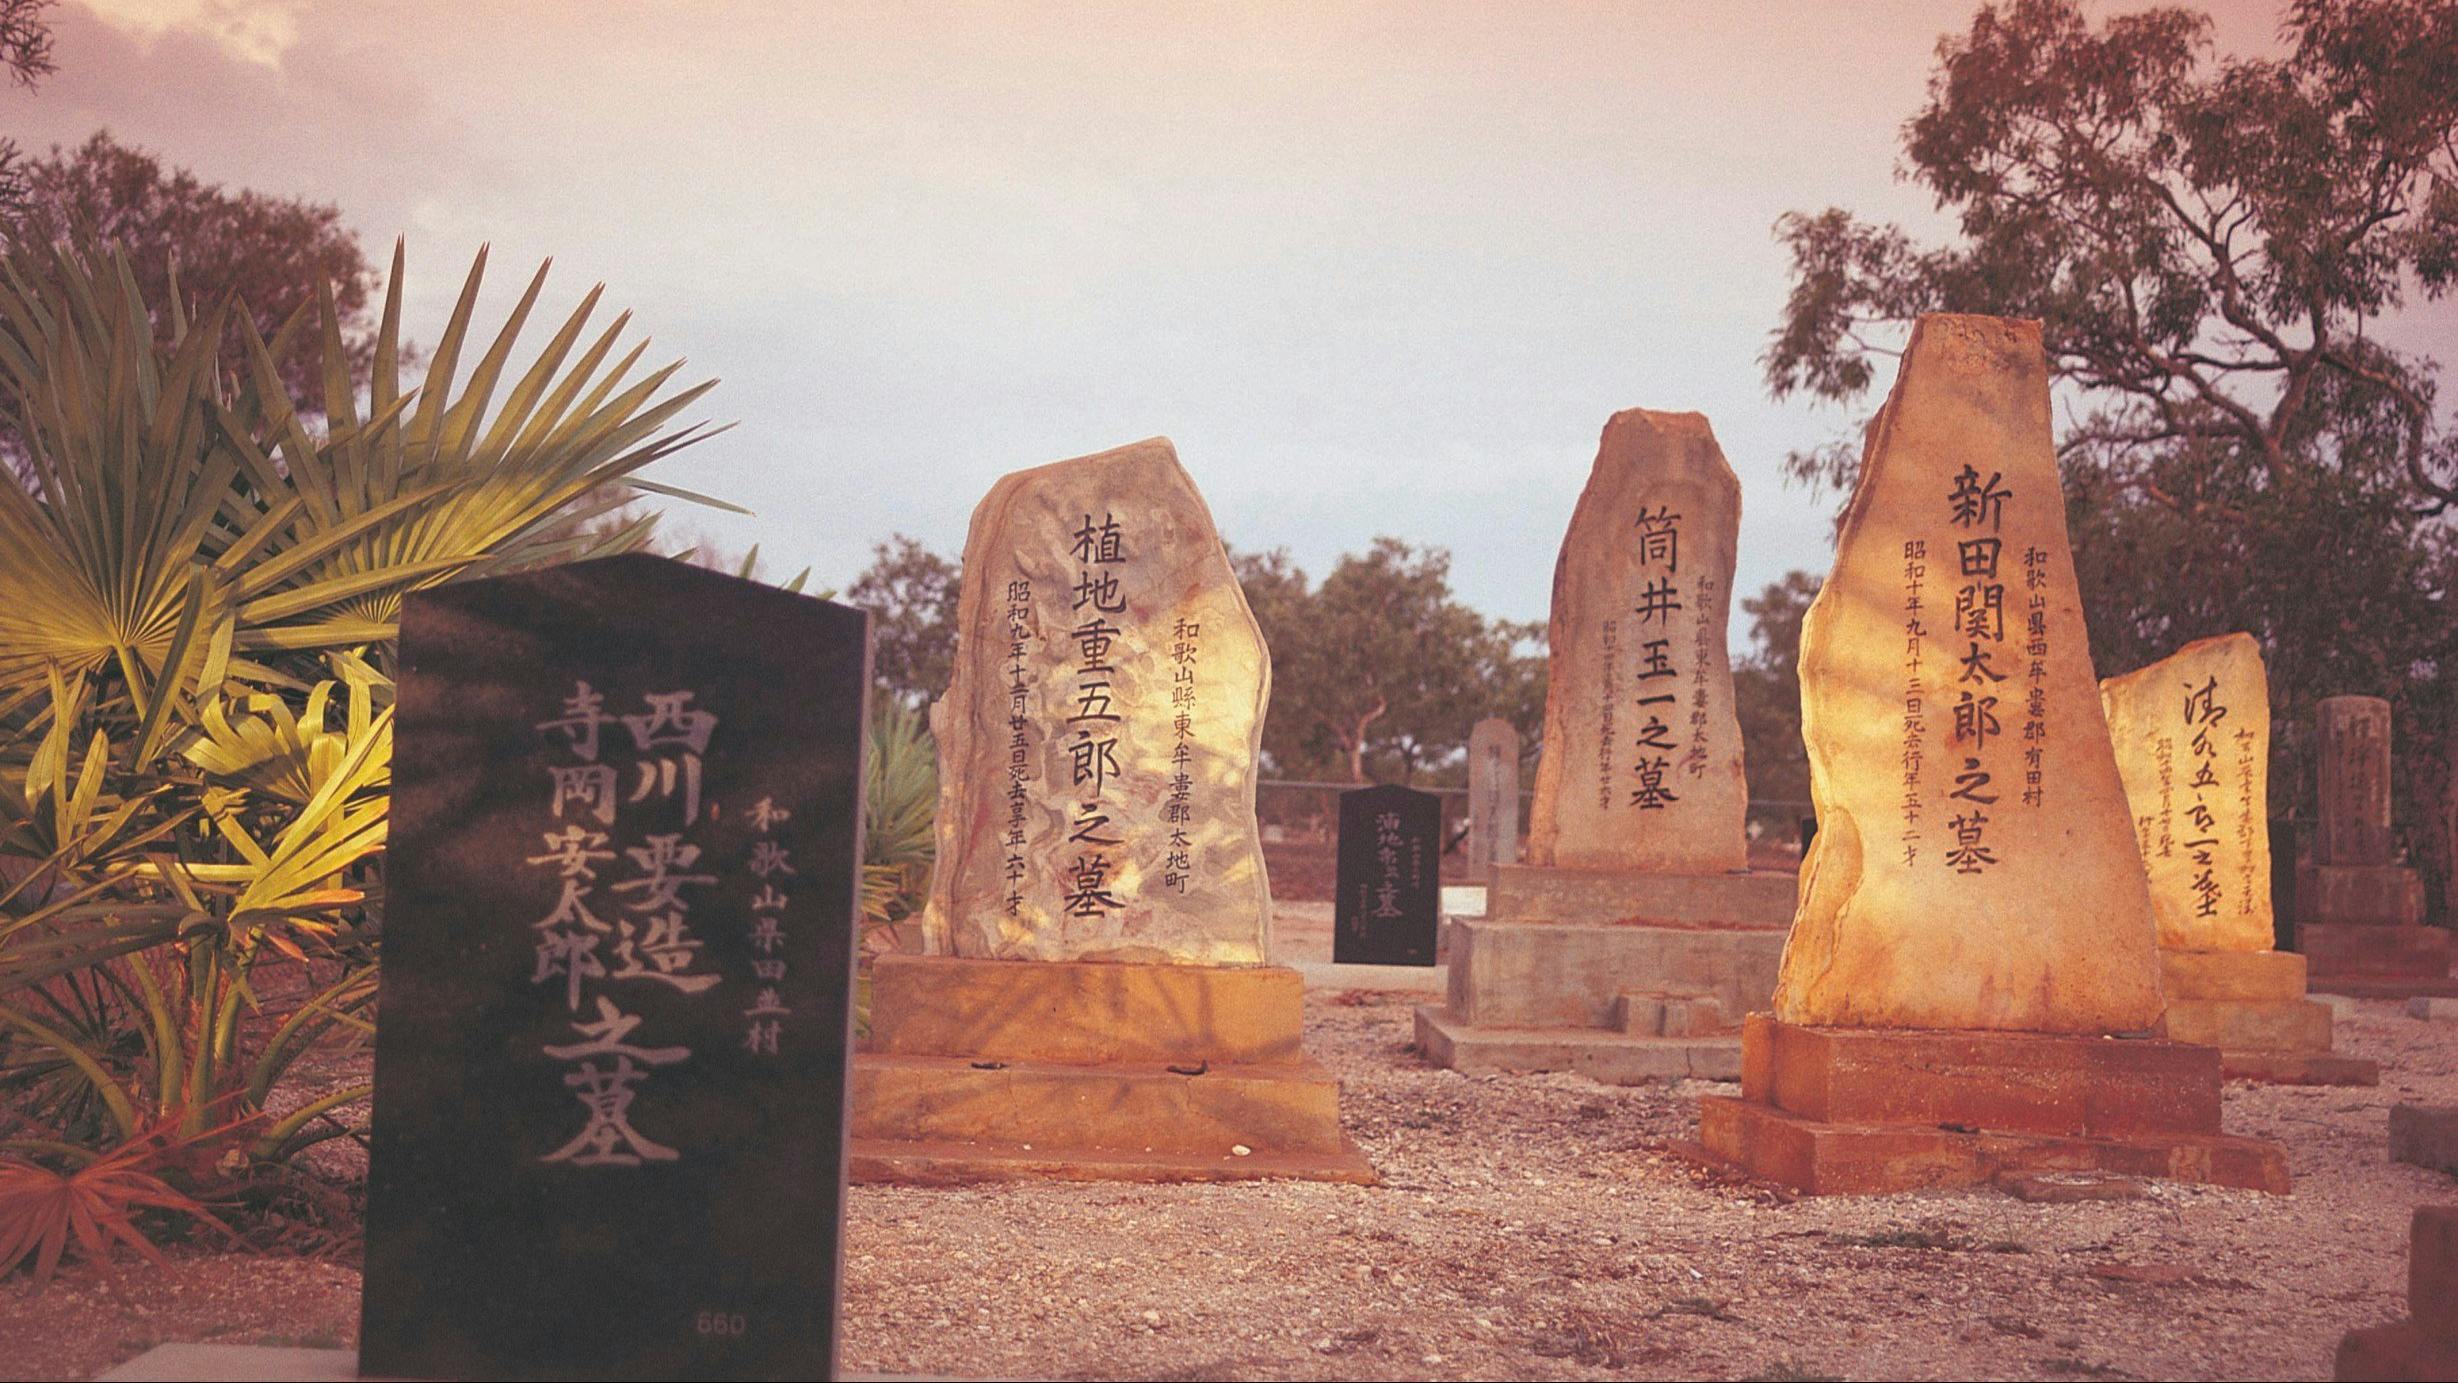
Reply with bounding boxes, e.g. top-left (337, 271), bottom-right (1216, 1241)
top-left (2335, 1206), bottom-right (2458, 1381)
top-left (2101, 634), bottom-right (2377, 1085)
top-left (2296, 696), bottom-right (2458, 999)
top-left (851, 438), bottom-right (1372, 1185)
top-left (1416, 408), bottom-right (1792, 1084)
top-left (1696, 315), bottom-right (2286, 1195)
